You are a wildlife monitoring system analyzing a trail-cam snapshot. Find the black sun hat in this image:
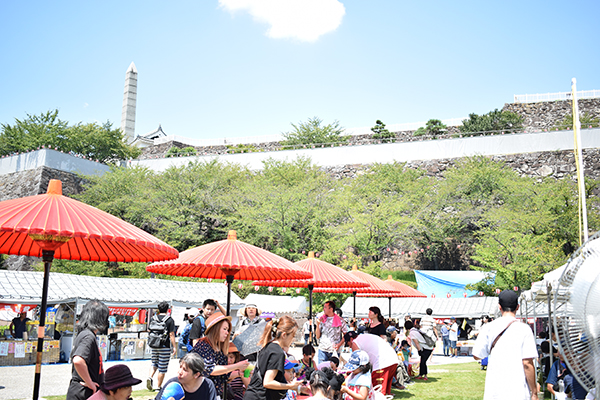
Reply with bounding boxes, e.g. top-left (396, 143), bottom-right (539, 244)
top-left (102, 364), bottom-right (142, 391)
